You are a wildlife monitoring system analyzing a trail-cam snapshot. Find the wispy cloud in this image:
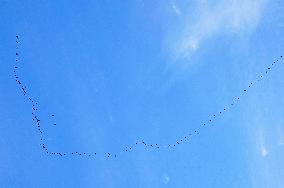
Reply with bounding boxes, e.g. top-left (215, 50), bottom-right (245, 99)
top-left (257, 126), bottom-right (269, 157)
top-left (260, 146), bottom-right (268, 157)
top-left (172, 4), bottom-right (181, 16)
top-left (162, 174), bottom-right (170, 184)
top-left (169, 0), bottom-right (268, 60)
